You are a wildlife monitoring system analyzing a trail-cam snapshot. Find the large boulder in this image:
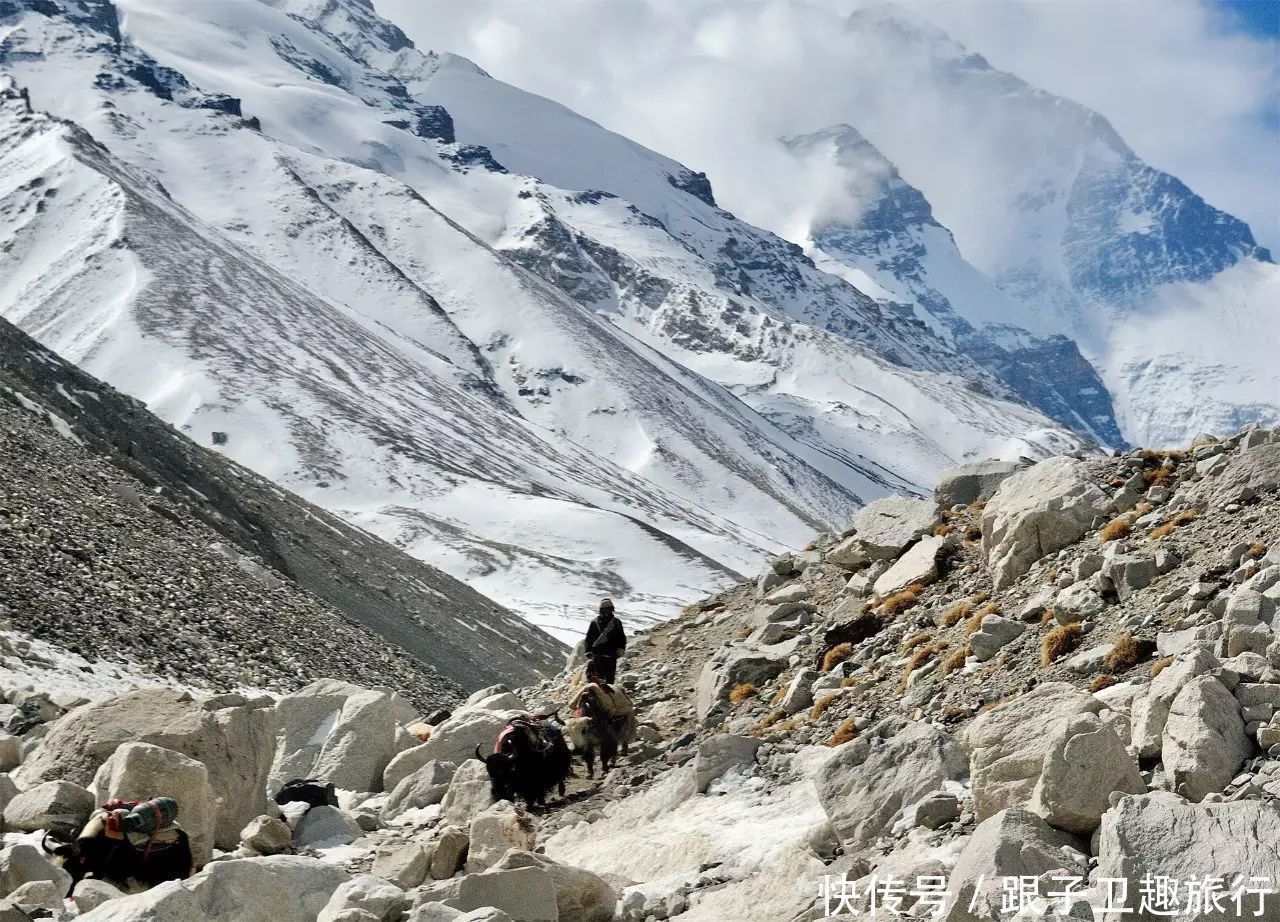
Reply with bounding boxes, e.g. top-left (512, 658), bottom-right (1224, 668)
top-left (294, 805), bottom-right (363, 848)
top-left (91, 742), bottom-right (217, 868)
top-left (849, 498), bottom-right (938, 560)
top-left (815, 722), bottom-right (966, 852)
top-left (965, 683), bottom-right (1102, 820)
top-left (272, 680), bottom-right (415, 794)
top-left (1, 779), bottom-right (94, 836)
top-left (1161, 675), bottom-right (1250, 802)
top-left (1130, 646), bottom-right (1218, 758)
top-left (1191, 441), bottom-right (1280, 506)
top-left (383, 761), bottom-right (456, 821)
top-left (466, 801), bottom-right (536, 873)
top-left (494, 850), bottom-right (617, 922)
top-left (398, 710), bottom-right (514, 776)
top-left (1029, 713), bottom-right (1145, 834)
top-left (417, 866), bottom-right (557, 922)
top-left (1096, 793), bottom-right (1280, 920)
top-left (943, 809), bottom-right (1086, 922)
top-left (693, 735), bottom-right (762, 794)
top-left (318, 875), bottom-right (406, 922)
top-left (873, 536), bottom-right (945, 596)
top-left (241, 815), bottom-right (292, 857)
top-left (981, 457), bottom-right (1107, 589)
top-left (934, 460), bottom-right (1026, 508)
top-left (14, 688), bottom-right (275, 849)
top-left (371, 841), bottom-right (430, 889)
top-left (0, 843), bottom-right (72, 899)
top-left (439, 760), bottom-right (494, 828)
top-left (695, 649), bottom-right (788, 721)
top-left (75, 855), bottom-right (350, 922)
